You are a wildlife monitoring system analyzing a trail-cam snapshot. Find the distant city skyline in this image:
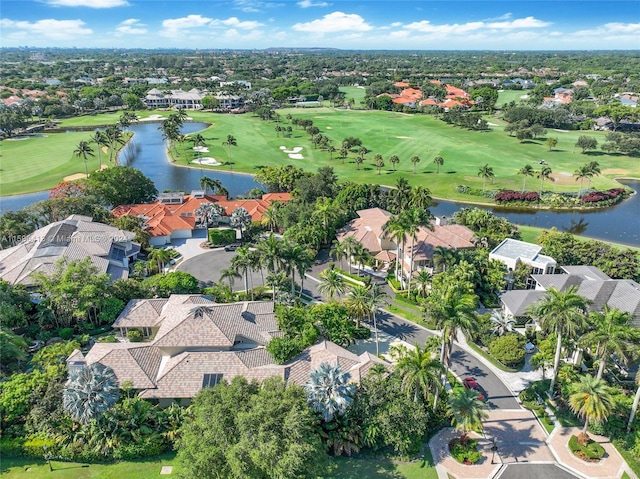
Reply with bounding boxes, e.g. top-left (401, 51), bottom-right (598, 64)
top-left (1, 0), bottom-right (639, 50)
